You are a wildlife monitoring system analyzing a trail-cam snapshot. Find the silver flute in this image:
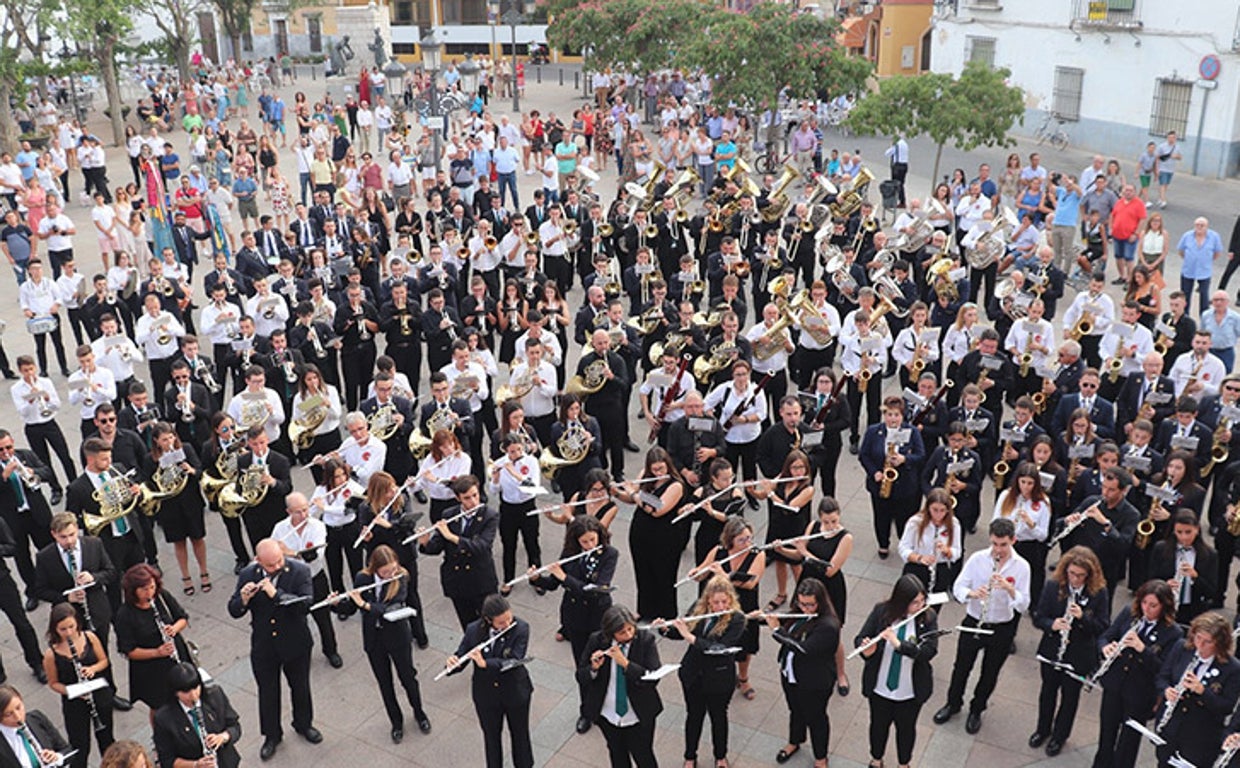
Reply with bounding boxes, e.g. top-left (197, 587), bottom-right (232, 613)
top-left (65, 633), bottom-right (105, 732)
top-left (1156, 651), bottom-right (1202, 734)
